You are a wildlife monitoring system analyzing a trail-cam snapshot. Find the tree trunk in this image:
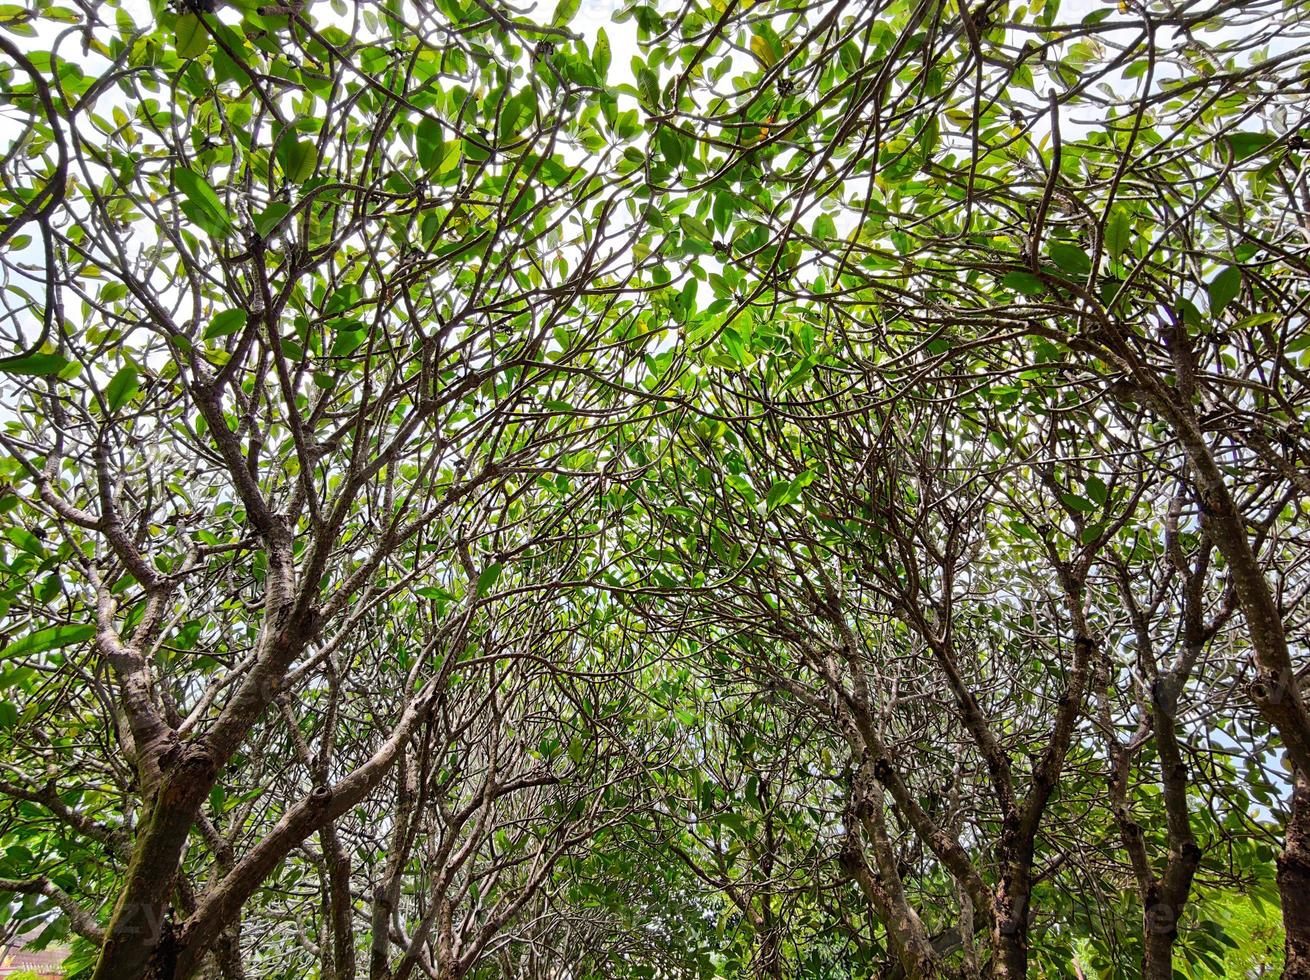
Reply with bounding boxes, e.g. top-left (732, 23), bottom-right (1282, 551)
top-left (991, 936), bottom-right (1027, 978)
top-left (1142, 898), bottom-right (1179, 980)
top-left (1280, 769), bottom-right (1310, 980)
top-left (93, 746), bottom-right (216, 980)
top-left (989, 886), bottom-right (1028, 980)
top-left (1136, 683), bottom-right (1201, 980)
top-left (756, 898), bottom-right (783, 978)
top-left (321, 822), bottom-right (357, 980)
